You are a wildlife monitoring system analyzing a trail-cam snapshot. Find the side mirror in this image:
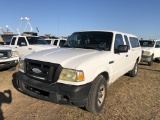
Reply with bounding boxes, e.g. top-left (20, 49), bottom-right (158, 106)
top-left (116, 45), bottom-right (128, 53)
